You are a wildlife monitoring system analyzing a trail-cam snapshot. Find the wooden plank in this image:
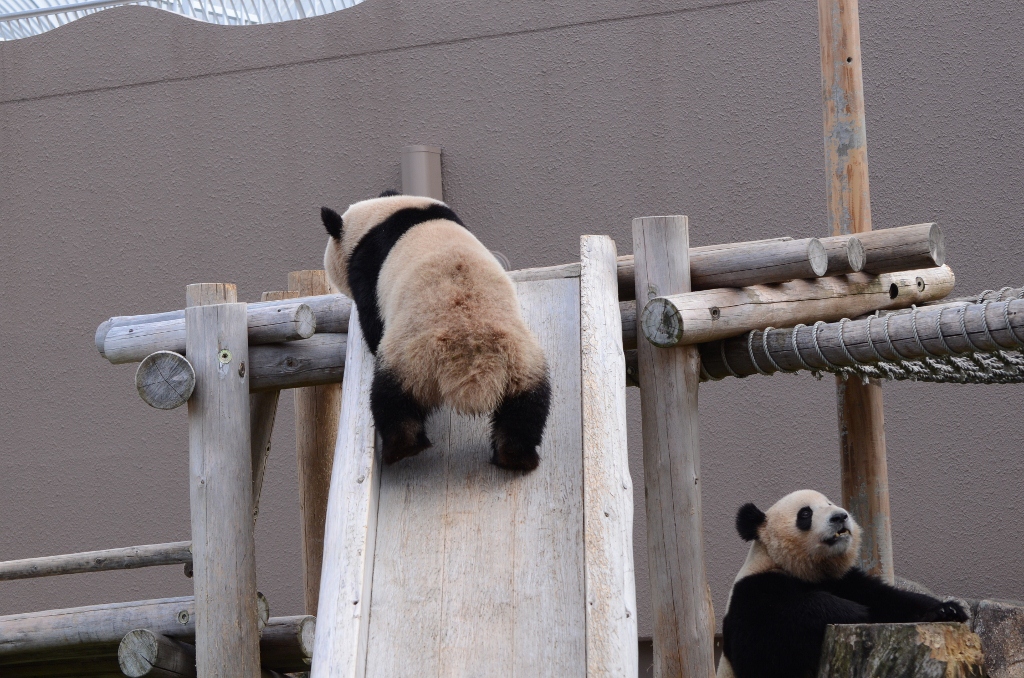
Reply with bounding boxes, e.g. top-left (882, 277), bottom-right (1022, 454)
top-left (818, 0), bottom-right (894, 582)
top-left (632, 216), bottom-right (715, 678)
top-left (310, 312), bottom-right (380, 678)
top-left (642, 266), bottom-right (954, 347)
top-left (362, 276), bottom-right (586, 678)
top-left (104, 302), bottom-right (316, 364)
top-left (184, 283), bottom-right (261, 678)
top-left (579, 235), bottom-right (637, 678)
top-left (0, 542), bottom-right (192, 581)
top-left (289, 270), bottom-right (343, 616)
top-left (818, 623), bottom-right (984, 677)
top-left (250, 290), bottom-right (300, 523)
